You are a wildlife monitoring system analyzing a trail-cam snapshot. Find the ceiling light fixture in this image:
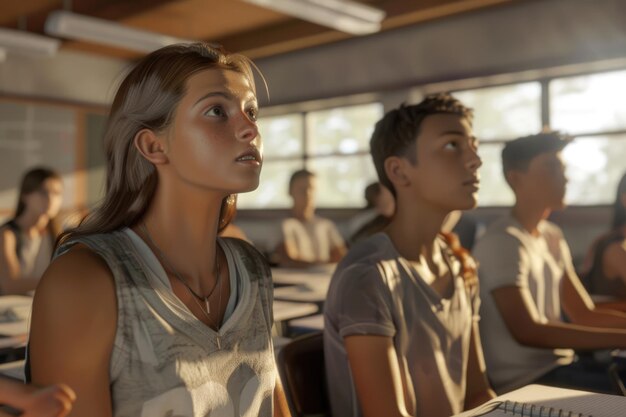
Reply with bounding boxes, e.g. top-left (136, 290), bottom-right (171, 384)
top-left (45, 11), bottom-right (194, 53)
top-left (0, 27), bottom-right (60, 57)
top-left (242, 0), bottom-right (385, 35)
